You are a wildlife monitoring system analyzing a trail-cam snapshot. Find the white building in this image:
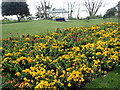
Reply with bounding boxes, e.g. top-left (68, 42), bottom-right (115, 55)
top-left (50, 8), bottom-right (68, 19)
